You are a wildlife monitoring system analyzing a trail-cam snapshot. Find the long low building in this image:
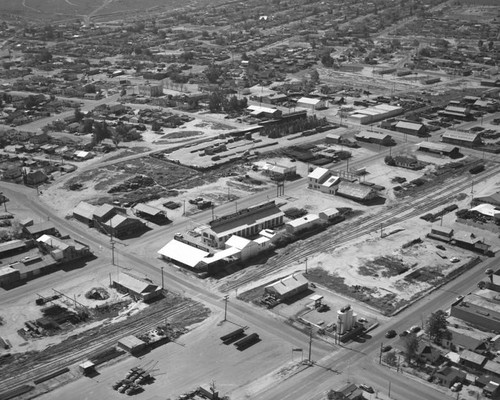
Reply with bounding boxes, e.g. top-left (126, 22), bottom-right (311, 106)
top-left (441, 130), bottom-right (482, 148)
top-left (417, 142), bottom-right (460, 157)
